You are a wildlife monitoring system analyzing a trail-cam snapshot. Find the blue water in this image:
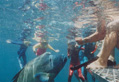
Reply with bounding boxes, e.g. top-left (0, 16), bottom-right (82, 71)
top-left (1, 0), bottom-right (119, 82)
